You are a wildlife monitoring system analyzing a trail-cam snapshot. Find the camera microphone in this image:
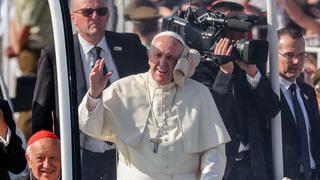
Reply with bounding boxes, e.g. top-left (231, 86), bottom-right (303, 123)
top-left (194, 8), bottom-right (252, 31)
top-left (225, 18), bottom-right (252, 31)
